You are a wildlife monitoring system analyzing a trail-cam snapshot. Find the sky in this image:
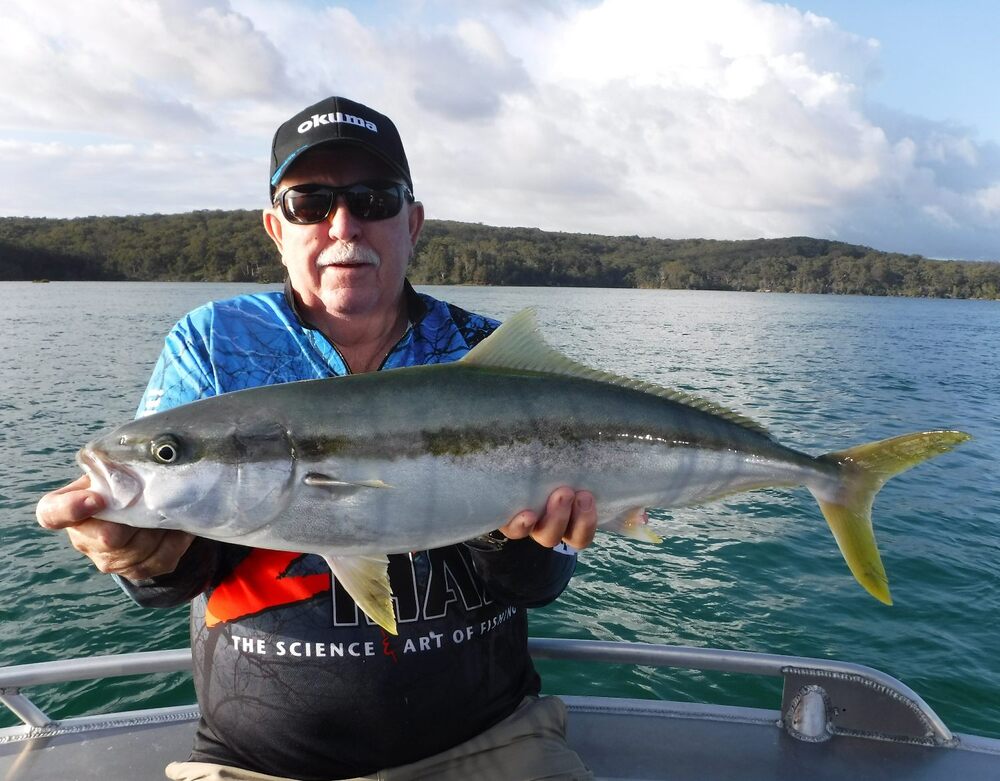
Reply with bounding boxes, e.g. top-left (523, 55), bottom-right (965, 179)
top-left (2, 0), bottom-right (999, 260)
